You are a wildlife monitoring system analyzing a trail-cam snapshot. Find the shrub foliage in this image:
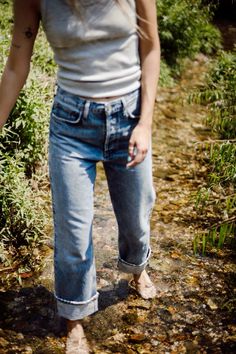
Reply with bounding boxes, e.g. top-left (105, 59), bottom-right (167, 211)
top-left (0, 155), bottom-right (47, 268)
top-left (192, 51), bottom-right (236, 254)
top-left (194, 51), bottom-right (236, 139)
top-left (157, 0), bottom-right (222, 68)
top-left (0, 0), bottom-right (54, 281)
